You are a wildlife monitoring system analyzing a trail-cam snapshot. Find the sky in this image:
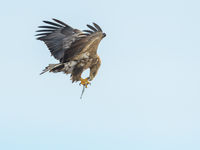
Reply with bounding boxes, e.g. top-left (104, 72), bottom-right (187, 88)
top-left (0, 0), bottom-right (200, 150)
